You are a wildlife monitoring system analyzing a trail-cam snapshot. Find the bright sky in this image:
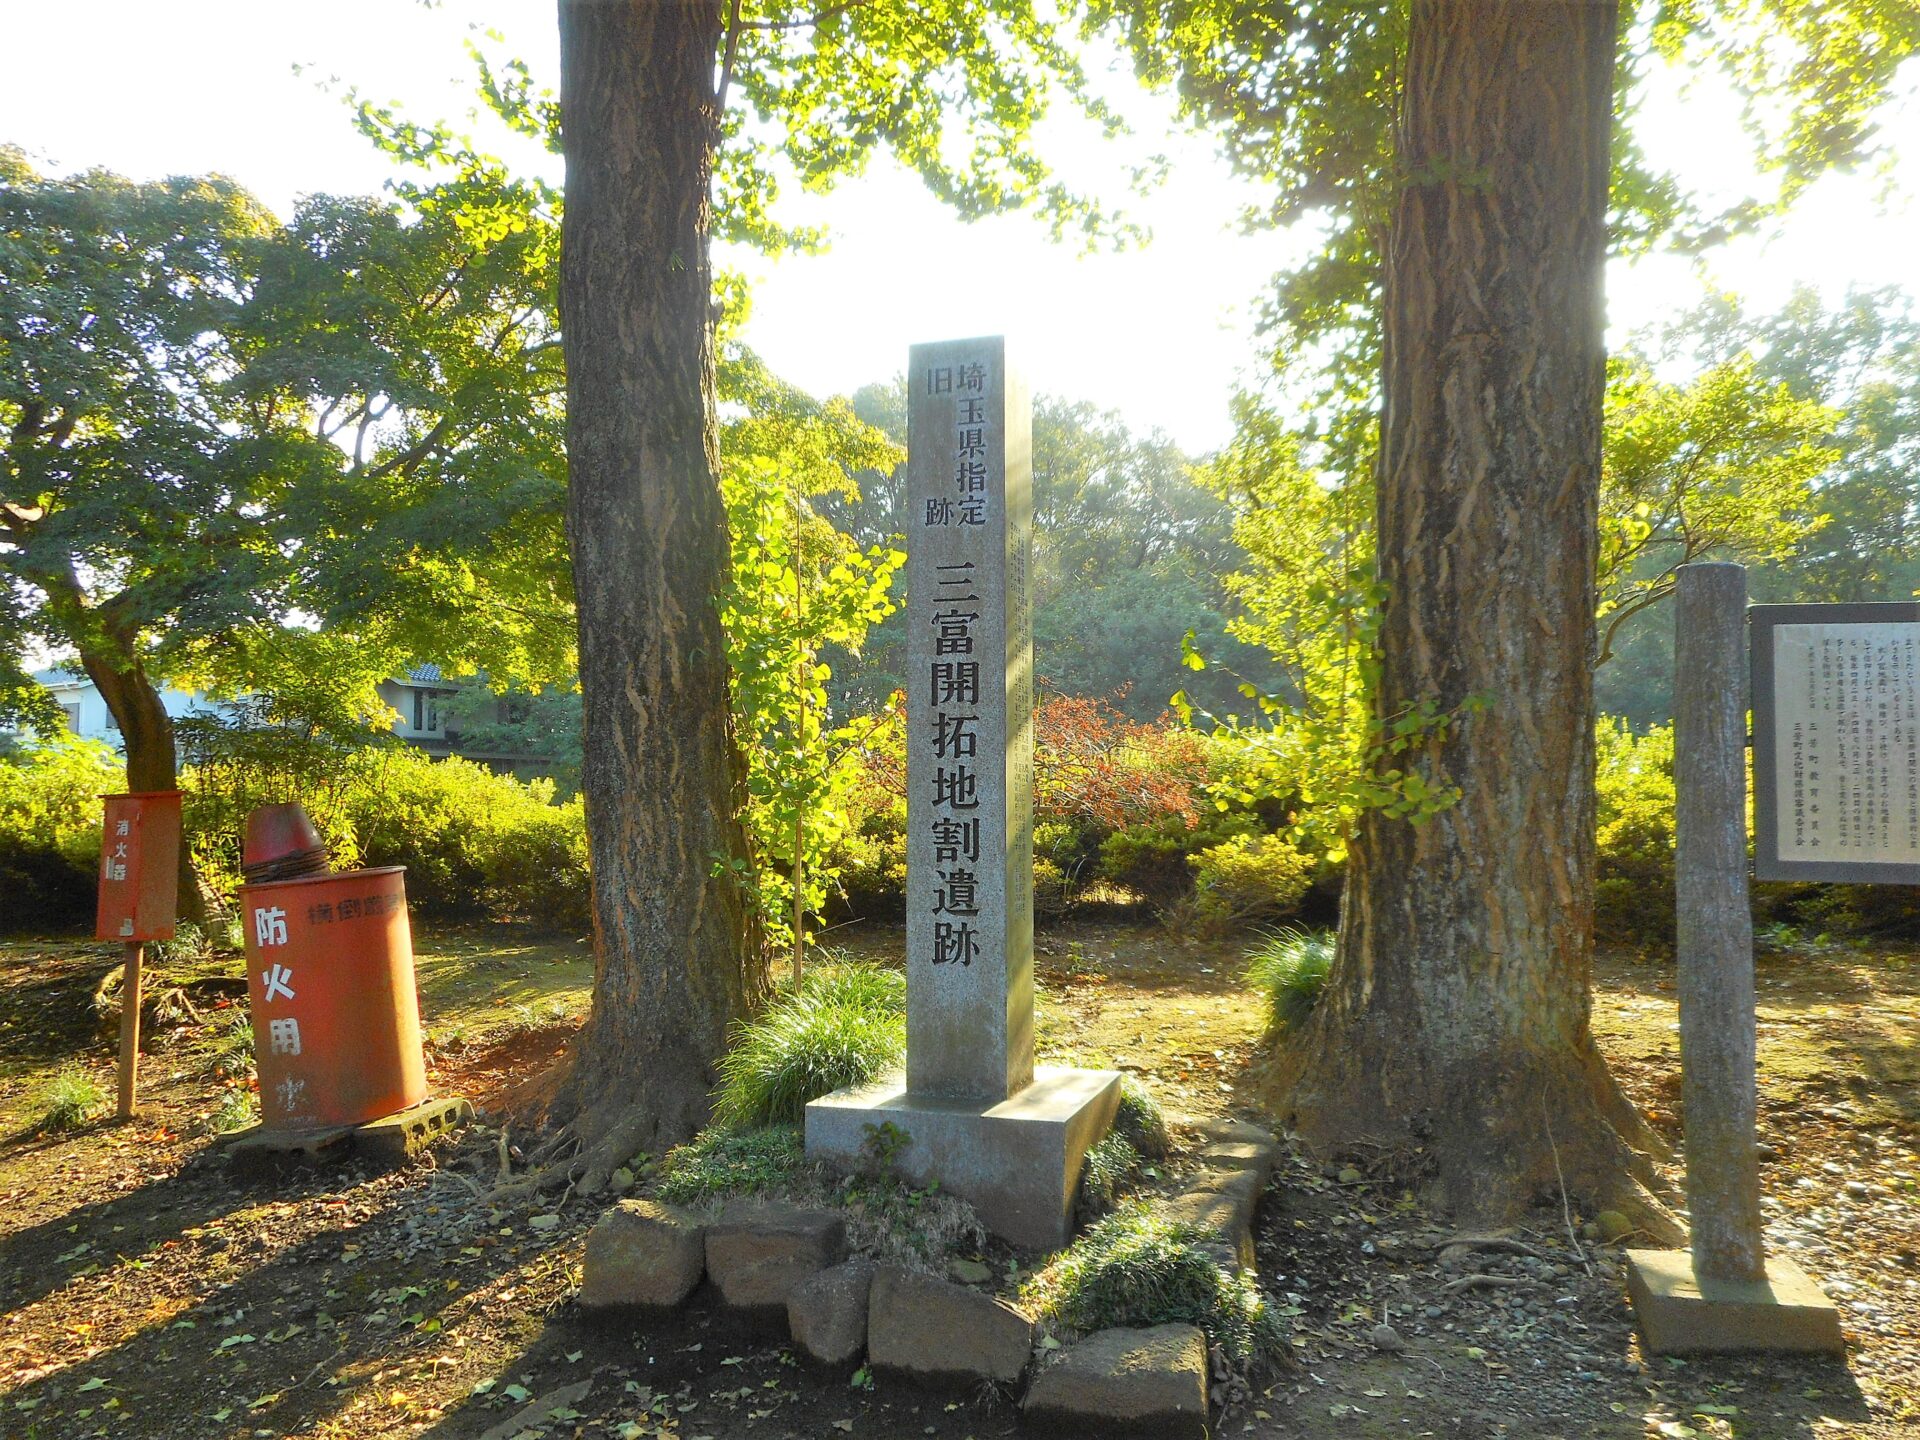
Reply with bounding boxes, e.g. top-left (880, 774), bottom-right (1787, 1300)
top-left (1, 2), bottom-right (1916, 453)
